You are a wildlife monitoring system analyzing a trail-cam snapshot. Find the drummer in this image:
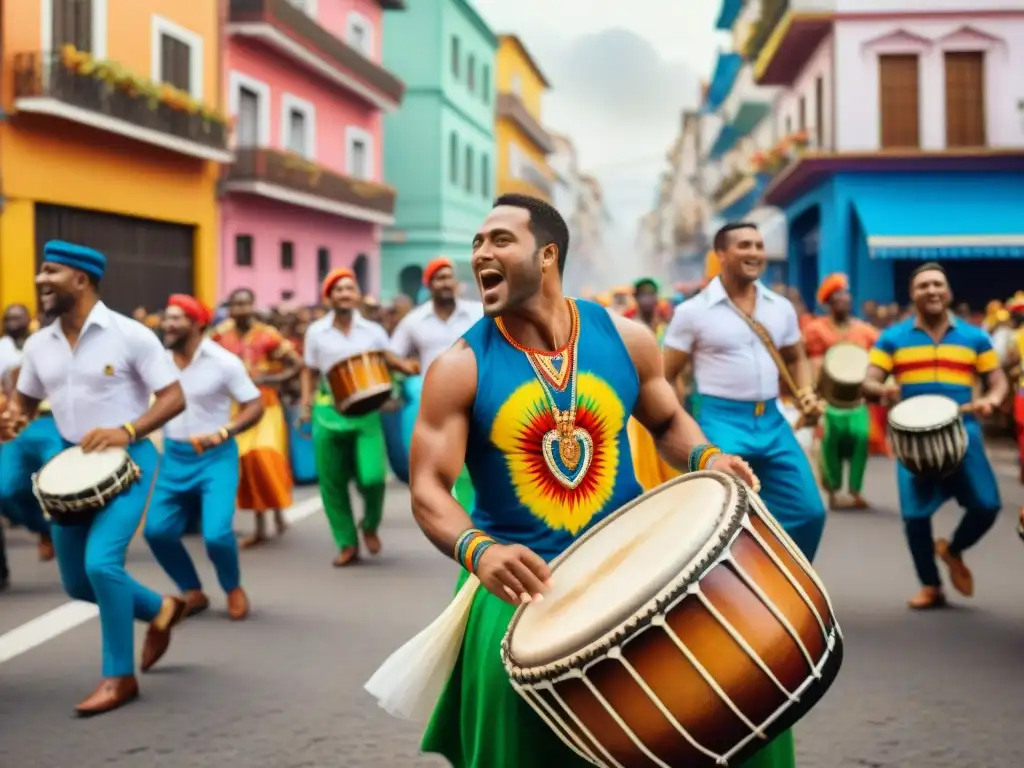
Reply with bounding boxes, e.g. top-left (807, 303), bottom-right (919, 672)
top-left (387, 257), bottom-right (483, 511)
top-left (400, 194), bottom-right (760, 767)
top-left (863, 262), bottom-right (1007, 610)
top-left (143, 295), bottom-right (264, 620)
top-left (0, 241), bottom-right (189, 716)
top-left (803, 273), bottom-right (879, 511)
top-left (300, 268), bottom-right (418, 567)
